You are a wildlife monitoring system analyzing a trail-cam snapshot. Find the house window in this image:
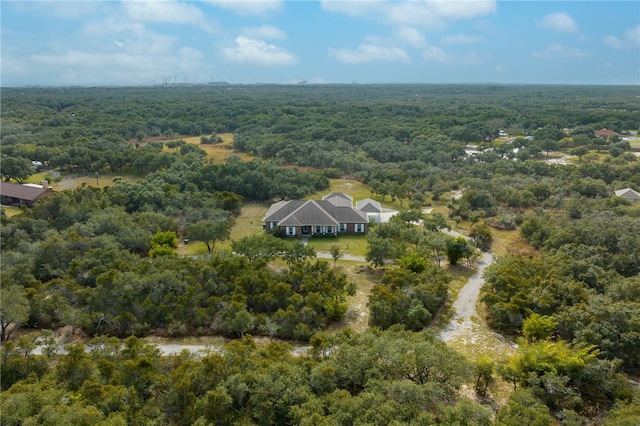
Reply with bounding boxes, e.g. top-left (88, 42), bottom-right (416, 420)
top-left (315, 226), bottom-right (322, 233)
top-left (355, 223), bottom-right (364, 233)
top-left (340, 223), bottom-right (347, 232)
top-left (271, 221), bottom-right (279, 229)
top-left (327, 226), bottom-right (333, 233)
top-left (287, 227), bottom-right (296, 236)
